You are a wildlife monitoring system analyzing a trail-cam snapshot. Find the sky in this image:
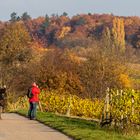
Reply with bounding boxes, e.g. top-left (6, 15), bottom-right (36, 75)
top-left (0, 0), bottom-right (140, 21)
